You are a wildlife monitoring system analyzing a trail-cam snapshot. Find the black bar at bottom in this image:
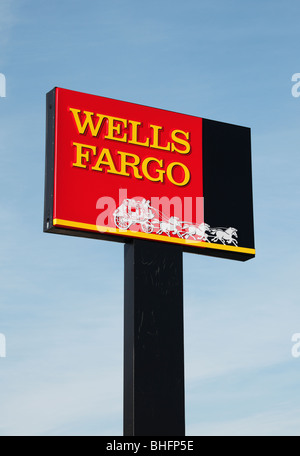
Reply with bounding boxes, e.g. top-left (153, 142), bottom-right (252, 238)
top-left (124, 239), bottom-right (185, 436)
